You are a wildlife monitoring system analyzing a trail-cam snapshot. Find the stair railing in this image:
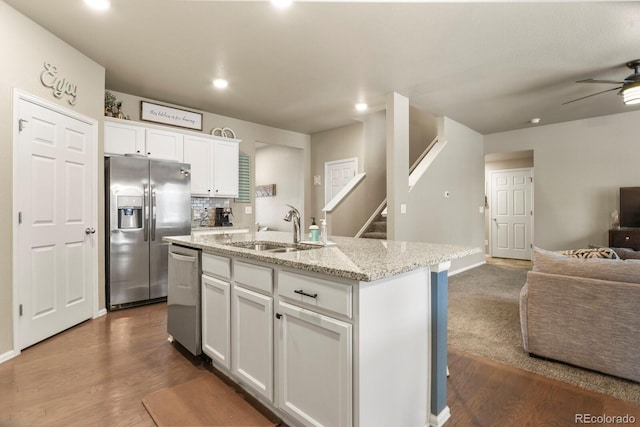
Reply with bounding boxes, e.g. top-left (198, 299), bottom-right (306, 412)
top-left (409, 136), bottom-right (446, 190)
top-left (356, 136), bottom-right (444, 238)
